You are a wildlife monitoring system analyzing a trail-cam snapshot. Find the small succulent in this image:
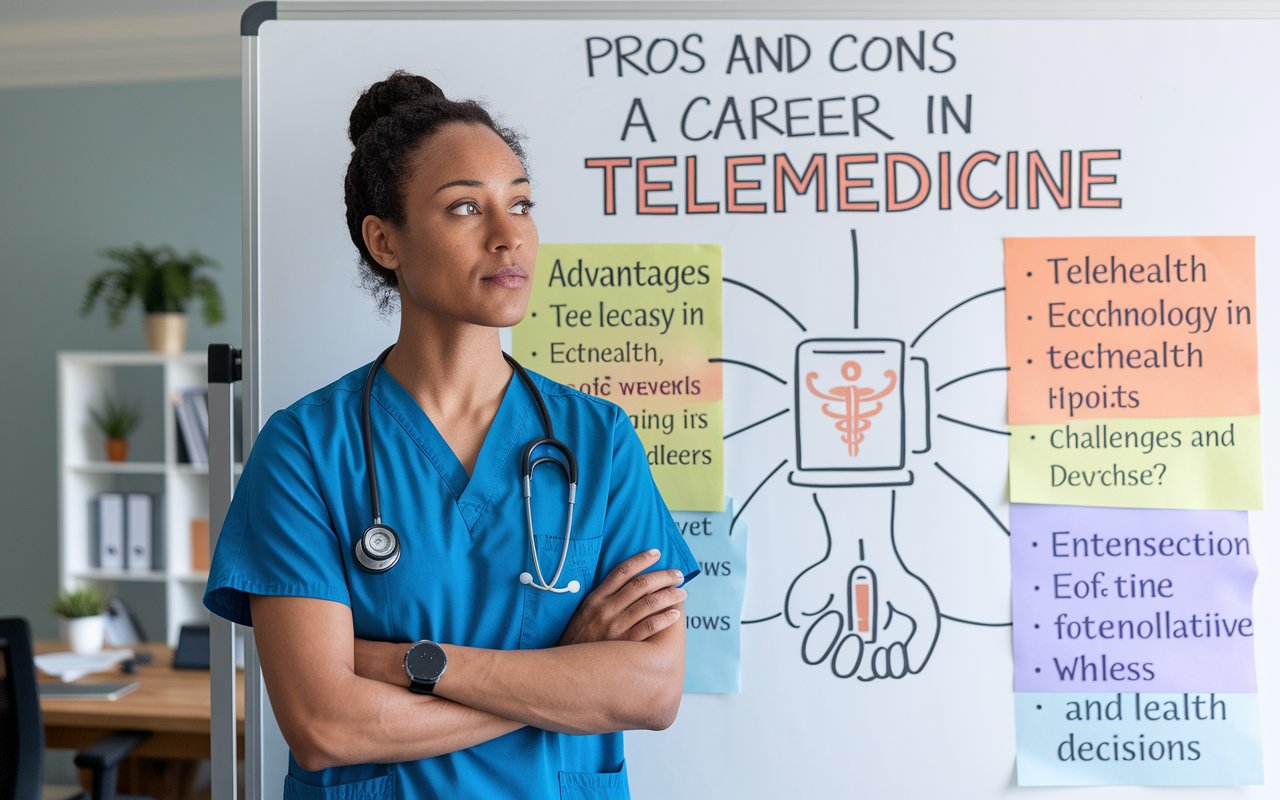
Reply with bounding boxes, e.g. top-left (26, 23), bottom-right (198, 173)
top-left (89, 394), bottom-right (142, 439)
